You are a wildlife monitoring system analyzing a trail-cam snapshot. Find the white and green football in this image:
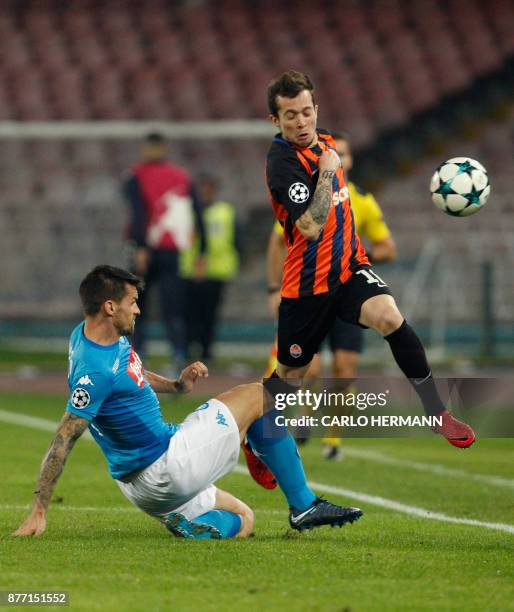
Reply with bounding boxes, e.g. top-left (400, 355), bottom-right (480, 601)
top-left (430, 157), bottom-right (490, 217)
